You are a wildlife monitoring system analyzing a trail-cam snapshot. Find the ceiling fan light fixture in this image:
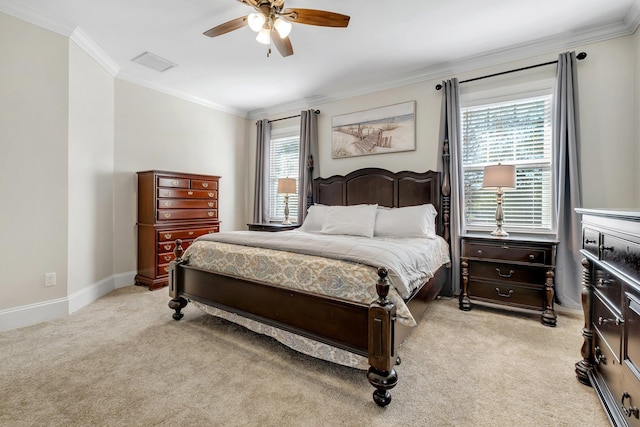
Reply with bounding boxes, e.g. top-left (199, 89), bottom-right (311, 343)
top-left (256, 27), bottom-right (271, 44)
top-left (247, 13), bottom-right (265, 32)
top-left (273, 17), bottom-right (292, 38)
